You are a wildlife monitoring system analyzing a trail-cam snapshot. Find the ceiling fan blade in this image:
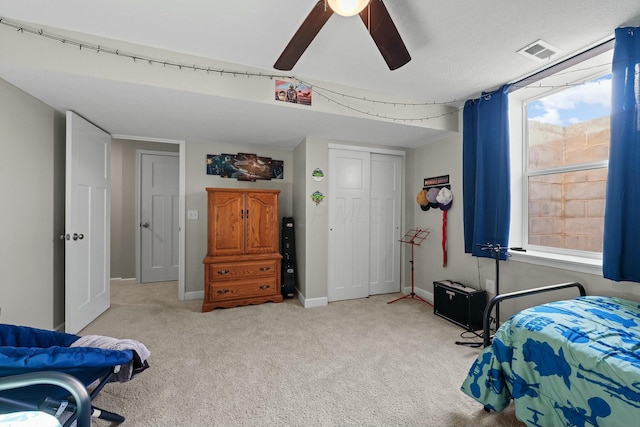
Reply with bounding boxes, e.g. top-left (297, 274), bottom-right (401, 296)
top-left (274, 0), bottom-right (334, 71)
top-left (359, 0), bottom-right (411, 70)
